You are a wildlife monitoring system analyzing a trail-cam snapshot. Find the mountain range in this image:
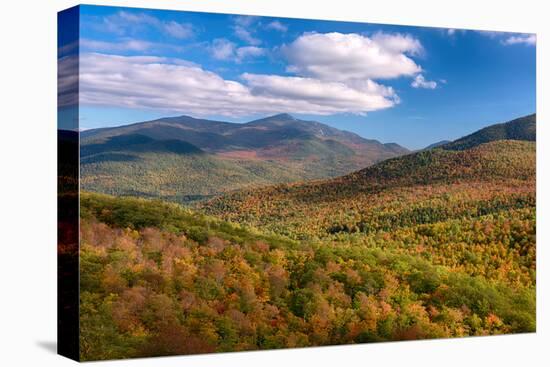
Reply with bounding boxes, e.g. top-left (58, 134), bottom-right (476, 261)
top-left (81, 113), bottom-right (408, 155)
top-left (80, 112), bottom-right (536, 205)
top-left (80, 113), bottom-right (409, 202)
